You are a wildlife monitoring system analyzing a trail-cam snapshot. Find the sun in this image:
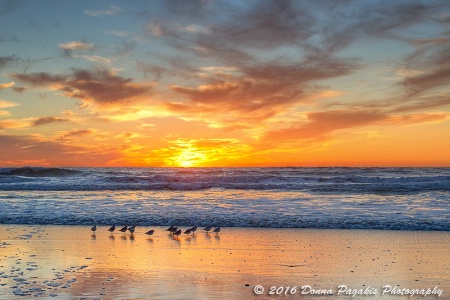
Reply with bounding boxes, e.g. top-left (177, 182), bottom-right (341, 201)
top-left (180, 160), bottom-right (193, 168)
top-left (173, 148), bottom-right (207, 167)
